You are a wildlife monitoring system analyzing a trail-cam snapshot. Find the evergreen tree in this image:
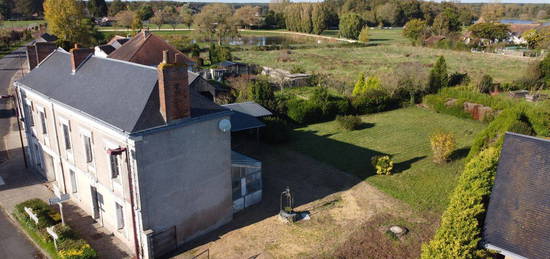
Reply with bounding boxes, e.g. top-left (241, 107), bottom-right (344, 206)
top-left (339, 12), bottom-right (363, 40)
top-left (311, 3), bottom-right (328, 35)
top-left (352, 72), bottom-right (366, 96)
top-left (137, 4), bottom-right (154, 21)
top-left (428, 56), bottom-right (449, 93)
top-left (88, 0), bottom-right (107, 18)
